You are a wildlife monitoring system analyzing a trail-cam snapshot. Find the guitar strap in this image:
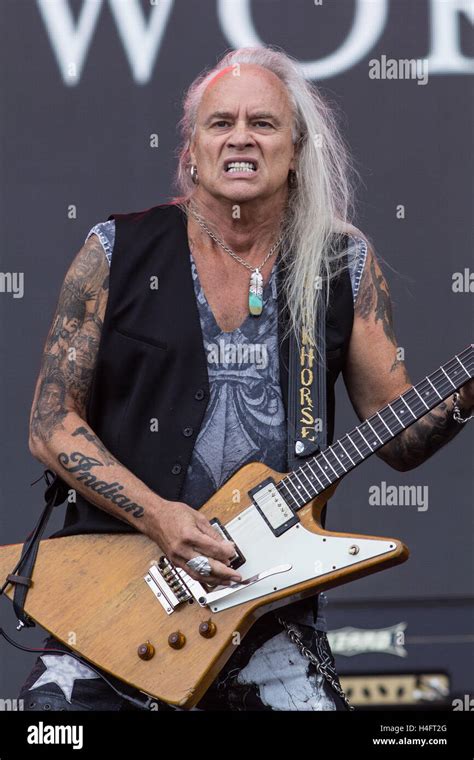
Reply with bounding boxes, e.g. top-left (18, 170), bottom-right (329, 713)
top-left (1, 470), bottom-right (68, 628)
top-left (287, 293), bottom-right (327, 471)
